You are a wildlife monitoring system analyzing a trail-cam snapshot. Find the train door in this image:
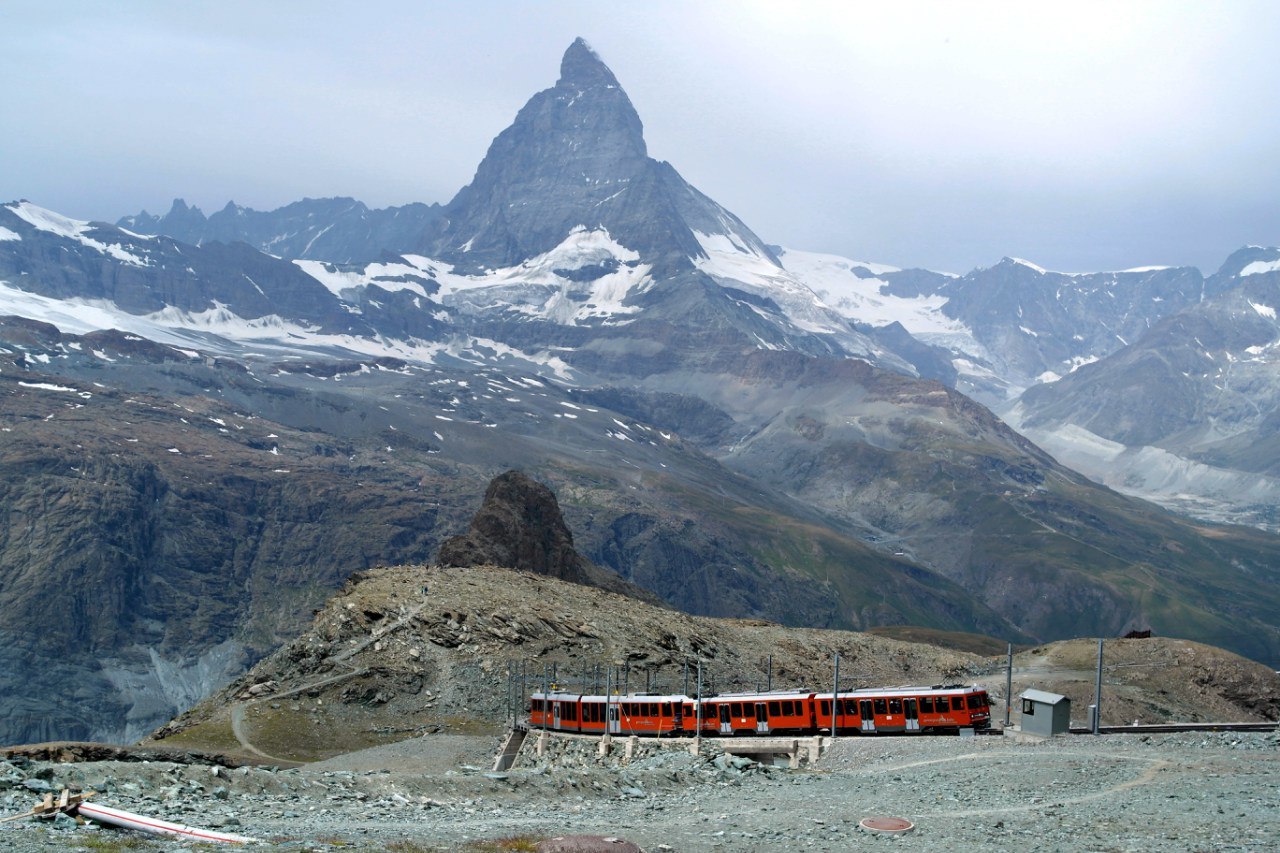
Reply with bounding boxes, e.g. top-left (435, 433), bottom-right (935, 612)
top-left (607, 703), bottom-right (620, 735)
top-left (904, 698), bottom-right (919, 732)
top-left (553, 701), bottom-right (561, 729)
top-left (859, 699), bottom-right (876, 733)
top-left (719, 704), bottom-right (732, 735)
top-left (755, 702), bottom-right (769, 734)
